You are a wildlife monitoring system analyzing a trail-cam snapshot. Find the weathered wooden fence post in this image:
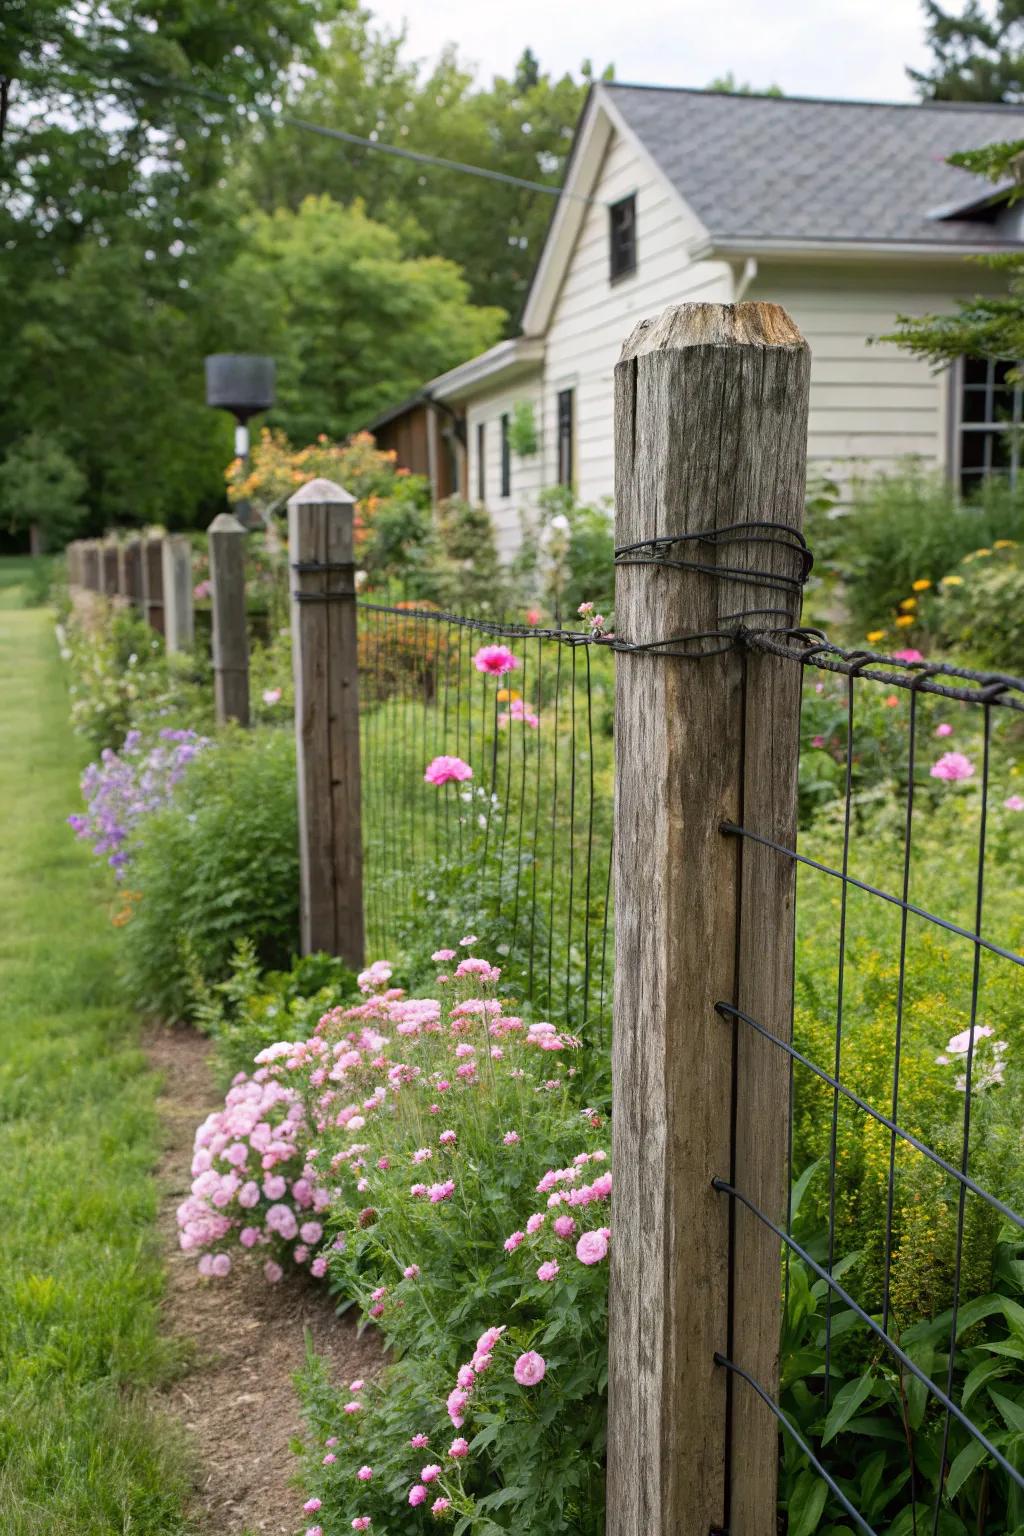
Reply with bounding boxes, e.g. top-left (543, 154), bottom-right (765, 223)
top-left (142, 536), bottom-right (165, 634)
top-left (288, 477), bottom-right (364, 968)
top-left (608, 302), bottom-right (810, 1536)
top-left (120, 537), bottom-right (143, 609)
top-left (81, 540), bottom-right (101, 591)
top-left (208, 512), bottom-right (250, 725)
top-left (162, 535), bottom-right (194, 653)
top-left (101, 540), bottom-right (119, 597)
top-left (66, 541), bottom-right (83, 588)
